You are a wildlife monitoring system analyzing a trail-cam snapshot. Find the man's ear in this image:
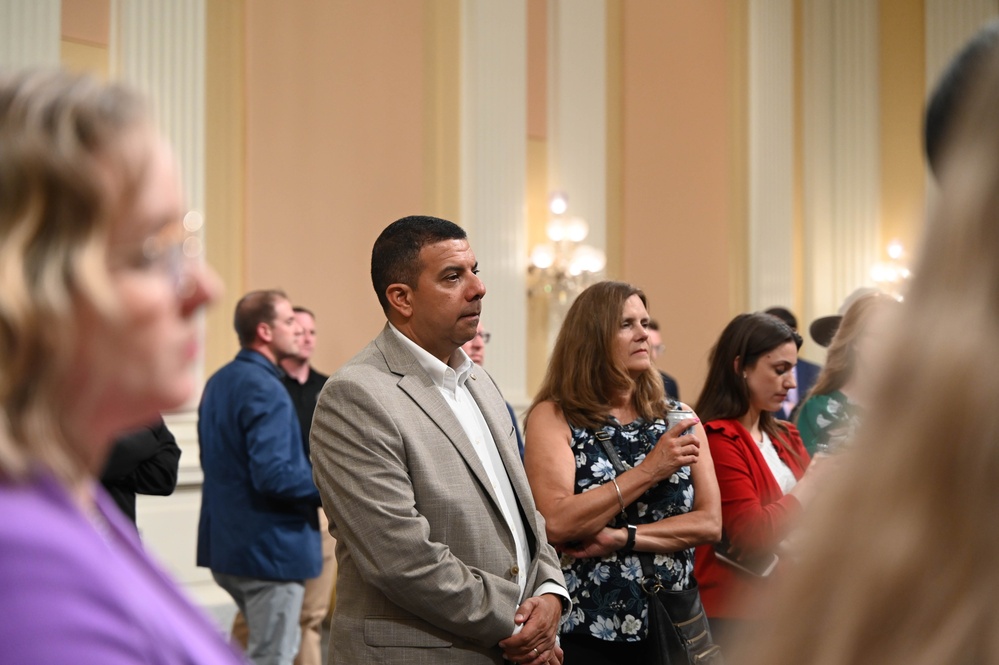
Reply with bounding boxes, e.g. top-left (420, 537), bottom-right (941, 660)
top-left (257, 321), bottom-right (273, 344)
top-left (386, 283), bottom-right (413, 320)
